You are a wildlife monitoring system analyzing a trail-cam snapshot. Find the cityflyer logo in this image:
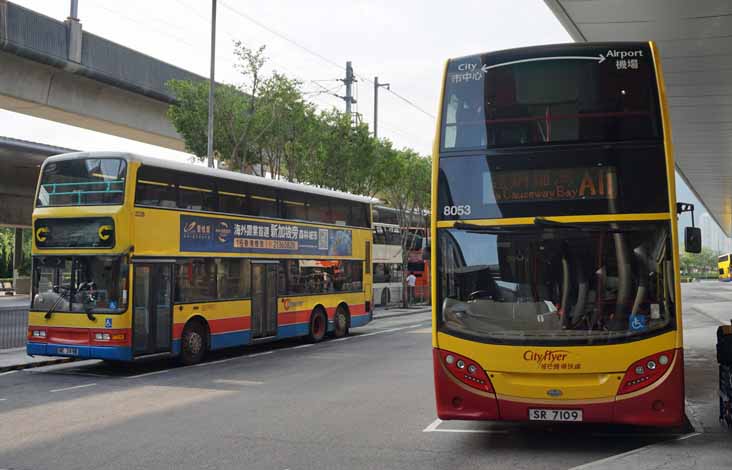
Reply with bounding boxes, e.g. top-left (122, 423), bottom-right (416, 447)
top-left (183, 221), bottom-right (197, 233)
top-left (282, 299), bottom-right (304, 310)
top-left (523, 350), bottom-right (570, 365)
